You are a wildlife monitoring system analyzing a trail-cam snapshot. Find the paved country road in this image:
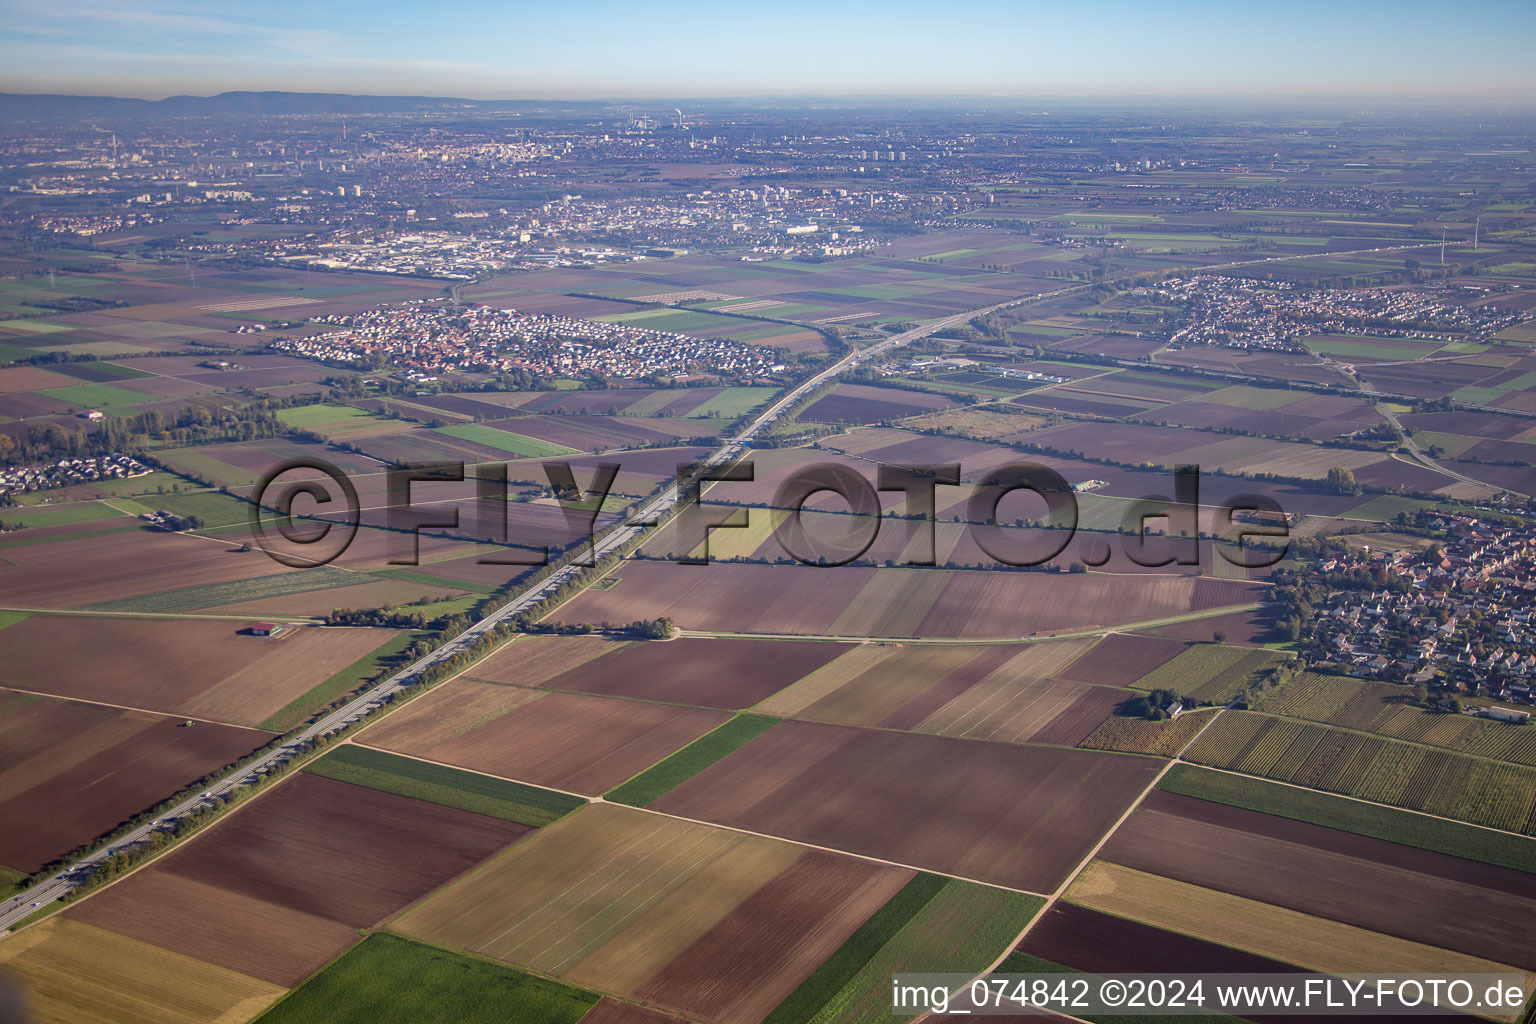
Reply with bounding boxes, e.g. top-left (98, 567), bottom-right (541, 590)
top-left (0, 287), bottom-right (1073, 933)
